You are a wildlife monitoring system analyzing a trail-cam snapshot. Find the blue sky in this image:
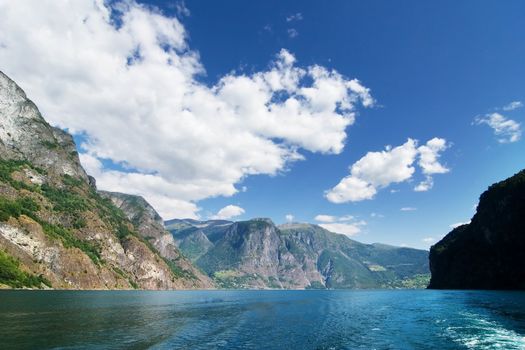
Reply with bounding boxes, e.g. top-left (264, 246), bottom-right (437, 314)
top-left (1, 0), bottom-right (523, 249)
top-left (166, 0), bottom-right (524, 247)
